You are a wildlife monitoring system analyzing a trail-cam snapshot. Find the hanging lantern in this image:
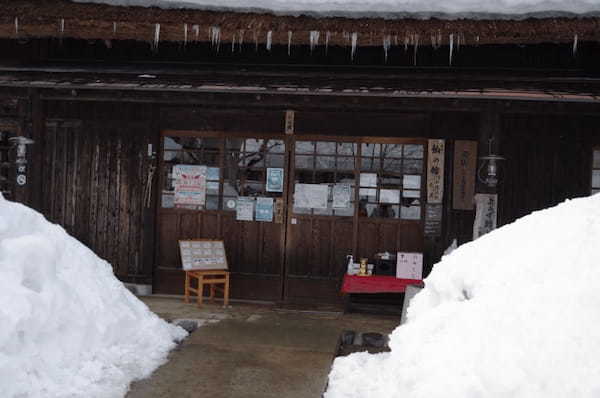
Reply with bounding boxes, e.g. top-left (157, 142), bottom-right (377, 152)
top-left (477, 138), bottom-right (505, 188)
